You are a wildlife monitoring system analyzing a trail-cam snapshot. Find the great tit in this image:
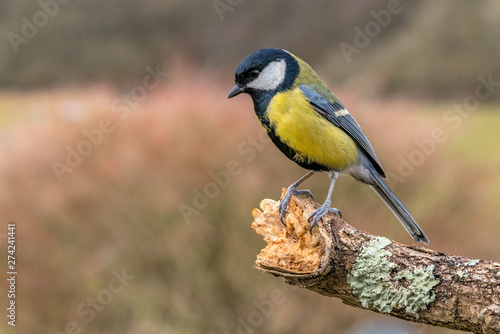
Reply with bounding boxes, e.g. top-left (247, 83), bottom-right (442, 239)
top-left (227, 48), bottom-right (429, 244)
